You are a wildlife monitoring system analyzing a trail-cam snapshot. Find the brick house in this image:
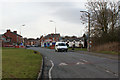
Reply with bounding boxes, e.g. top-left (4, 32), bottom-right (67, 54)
top-left (40, 33), bottom-right (61, 47)
top-left (24, 38), bottom-right (40, 46)
top-left (1, 29), bottom-right (23, 47)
